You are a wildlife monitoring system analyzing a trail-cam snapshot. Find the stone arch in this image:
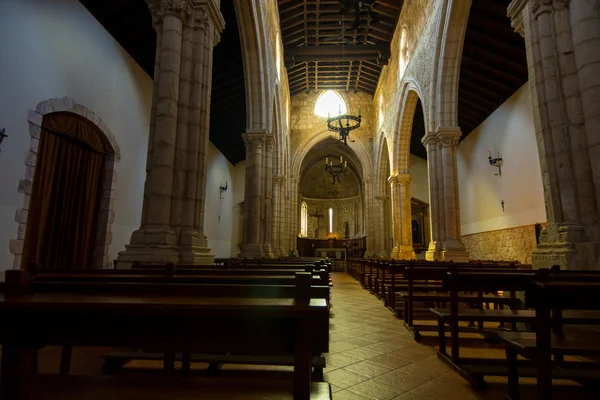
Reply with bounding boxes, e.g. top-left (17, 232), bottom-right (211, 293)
top-left (234, 0), bottom-right (269, 130)
top-left (10, 97), bottom-right (120, 269)
top-left (375, 134), bottom-right (392, 197)
top-left (393, 81), bottom-right (427, 175)
top-left (434, 0), bottom-right (472, 129)
top-left (292, 130), bottom-right (373, 181)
